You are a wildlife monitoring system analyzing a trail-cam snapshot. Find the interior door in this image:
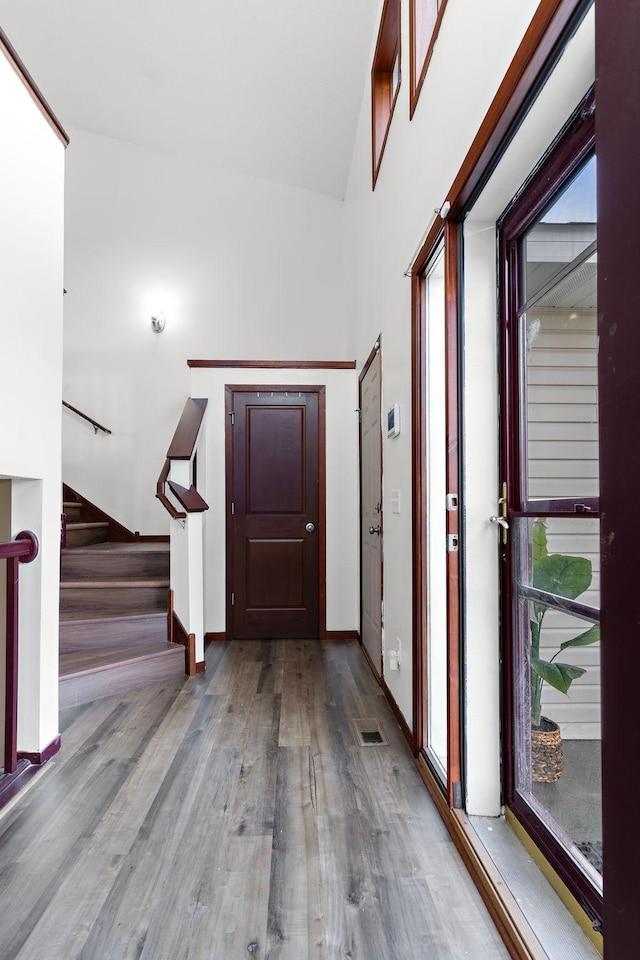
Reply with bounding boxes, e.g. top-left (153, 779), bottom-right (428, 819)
top-left (360, 345), bottom-right (383, 676)
top-left (227, 387), bottom-right (321, 639)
